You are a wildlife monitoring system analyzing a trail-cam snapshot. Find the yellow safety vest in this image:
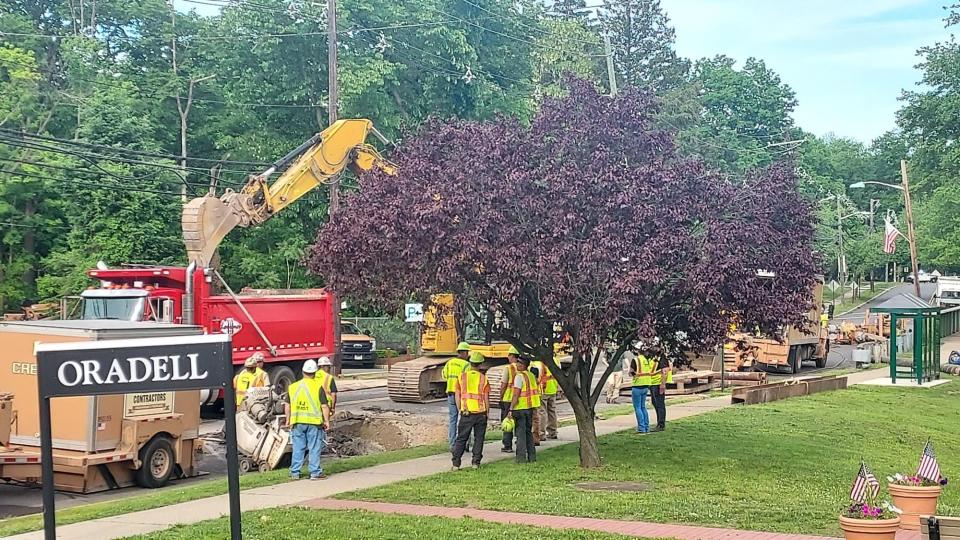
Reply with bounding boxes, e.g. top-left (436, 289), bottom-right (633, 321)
top-left (233, 369), bottom-right (266, 407)
top-left (502, 363), bottom-right (519, 402)
top-left (820, 313), bottom-right (829, 328)
top-left (531, 360), bottom-right (558, 396)
top-left (254, 367), bottom-right (269, 386)
top-left (317, 370), bottom-right (336, 396)
top-left (443, 357), bottom-right (468, 394)
top-left (650, 359), bottom-right (674, 385)
top-left (633, 355), bottom-right (654, 387)
top-left (288, 377), bottom-right (324, 425)
top-left (514, 371), bottom-right (541, 410)
top-left (457, 369), bottom-right (490, 413)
